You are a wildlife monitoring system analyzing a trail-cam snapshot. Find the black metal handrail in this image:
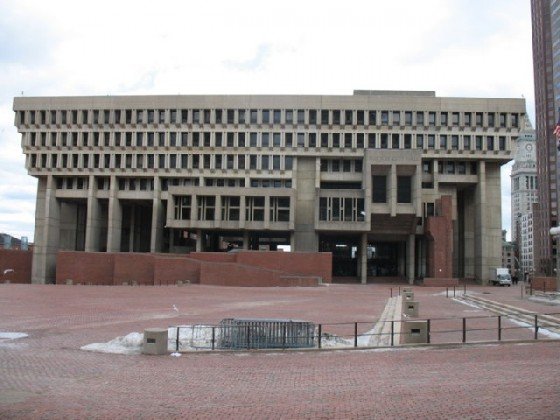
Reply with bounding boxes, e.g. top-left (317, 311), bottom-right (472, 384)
top-left (170, 310), bottom-right (560, 352)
